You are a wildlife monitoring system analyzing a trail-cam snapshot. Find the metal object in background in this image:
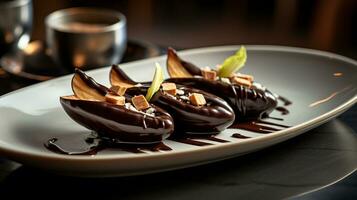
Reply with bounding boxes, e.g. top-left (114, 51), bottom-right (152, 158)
top-left (45, 7), bottom-right (127, 71)
top-left (0, 0), bottom-right (32, 57)
top-left (0, 40), bottom-right (162, 83)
